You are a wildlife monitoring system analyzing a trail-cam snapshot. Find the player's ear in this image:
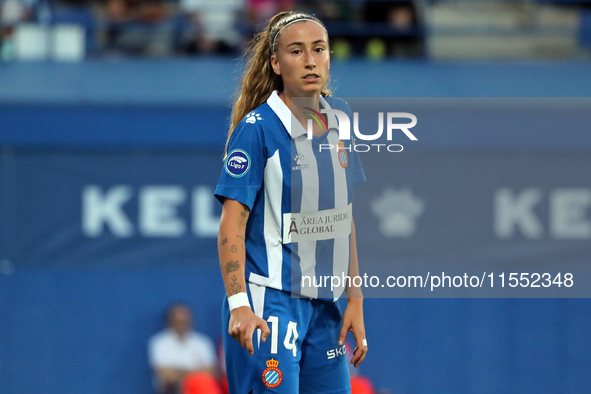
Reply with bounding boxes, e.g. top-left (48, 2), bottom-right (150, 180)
top-left (271, 55), bottom-right (281, 75)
